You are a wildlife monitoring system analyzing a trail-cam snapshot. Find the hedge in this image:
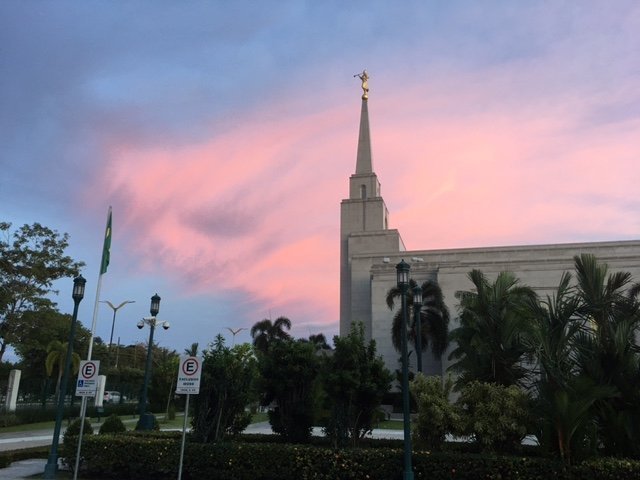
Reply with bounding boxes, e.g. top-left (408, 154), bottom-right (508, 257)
top-left (63, 433), bottom-right (640, 480)
top-left (0, 446), bottom-right (49, 469)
